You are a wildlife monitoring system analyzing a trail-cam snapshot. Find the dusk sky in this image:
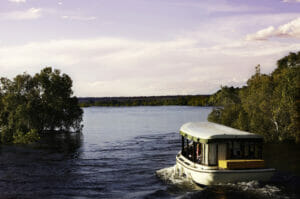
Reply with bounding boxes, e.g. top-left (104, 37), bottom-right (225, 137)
top-left (0, 0), bottom-right (300, 97)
